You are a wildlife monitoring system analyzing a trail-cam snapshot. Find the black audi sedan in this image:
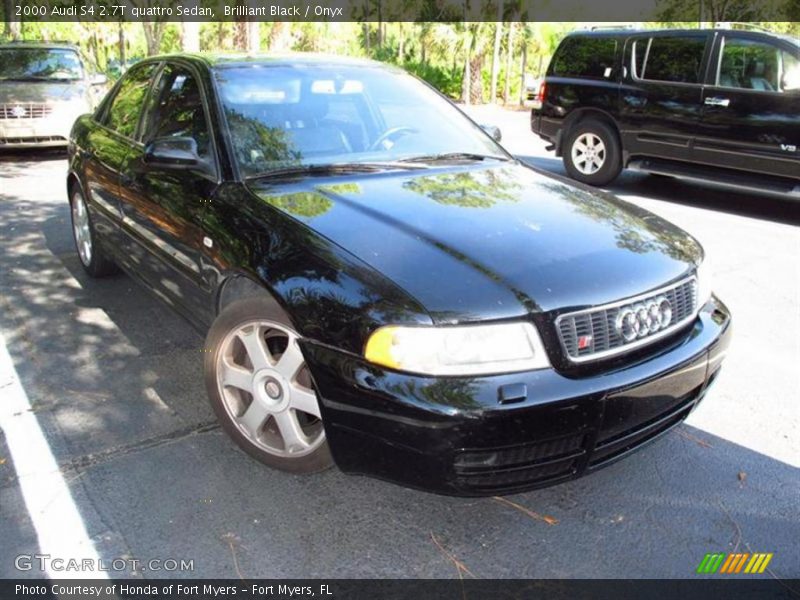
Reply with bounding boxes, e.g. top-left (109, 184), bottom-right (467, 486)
top-left (66, 54), bottom-right (731, 495)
